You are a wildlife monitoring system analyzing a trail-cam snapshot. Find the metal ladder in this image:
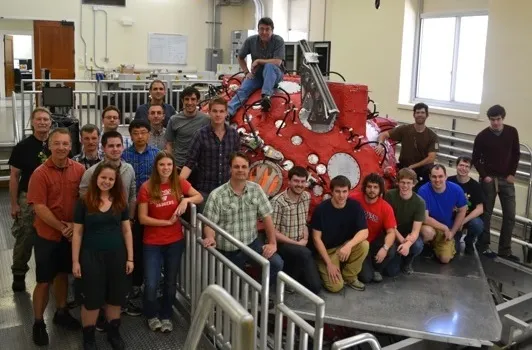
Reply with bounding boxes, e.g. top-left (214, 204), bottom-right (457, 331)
top-left (183, 284), bottom-right (255, 350)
